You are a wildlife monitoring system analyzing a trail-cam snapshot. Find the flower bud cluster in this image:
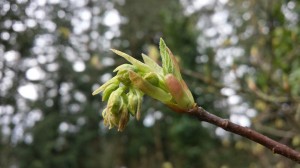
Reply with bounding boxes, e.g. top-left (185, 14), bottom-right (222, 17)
top-left (93, 38), bottom-right (195, 131)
